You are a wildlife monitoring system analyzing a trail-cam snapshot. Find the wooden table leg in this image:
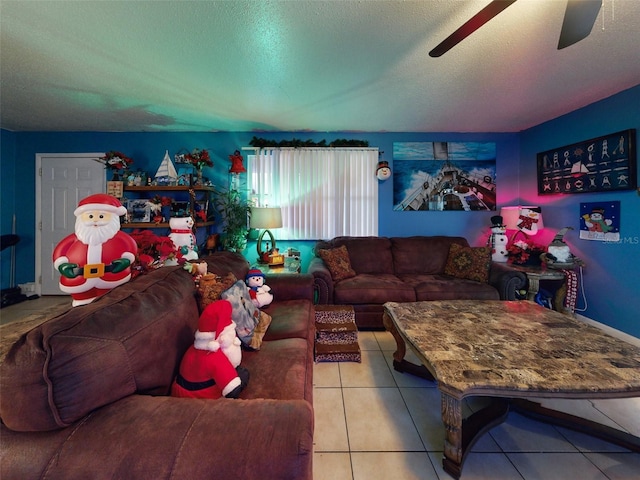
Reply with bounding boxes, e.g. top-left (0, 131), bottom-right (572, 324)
top-left (441, 393), bottom-right (510, 479)
top-left (382, 311), bottom-right (406, 365)
top-left (383, 311), bottom-right (434, 380)
top-left (441, 393), bottom-right (464, 479)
